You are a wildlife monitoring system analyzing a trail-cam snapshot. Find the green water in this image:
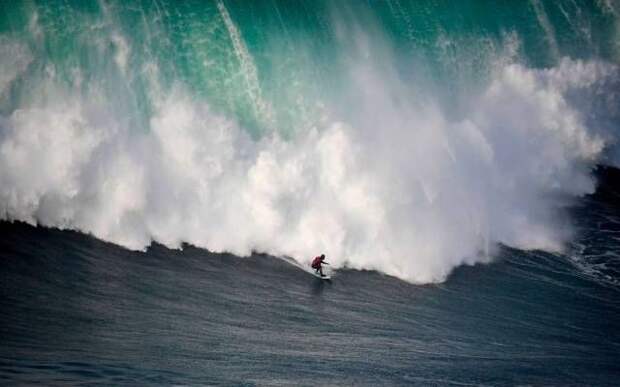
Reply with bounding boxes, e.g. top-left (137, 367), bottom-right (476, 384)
top-left (1, 0), bottom-right (617, 136)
